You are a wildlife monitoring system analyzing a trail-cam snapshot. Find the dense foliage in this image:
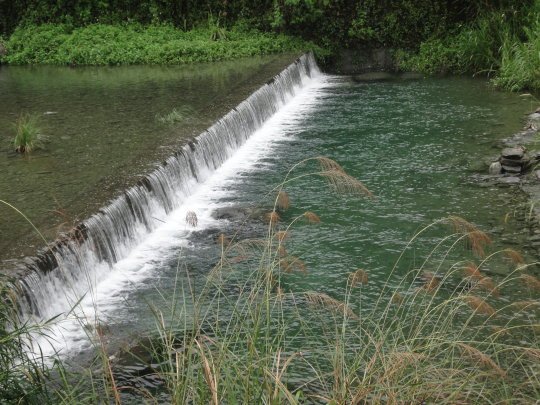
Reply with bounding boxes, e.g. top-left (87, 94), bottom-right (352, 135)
top-left (2, 23), bottom-right (311, 65)
top-left (397, 0), bottom-right (540, 91)
top-left (1, 0), bottom-right (538, 90)
top-left (0, 0), bottom-right (524, 48)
